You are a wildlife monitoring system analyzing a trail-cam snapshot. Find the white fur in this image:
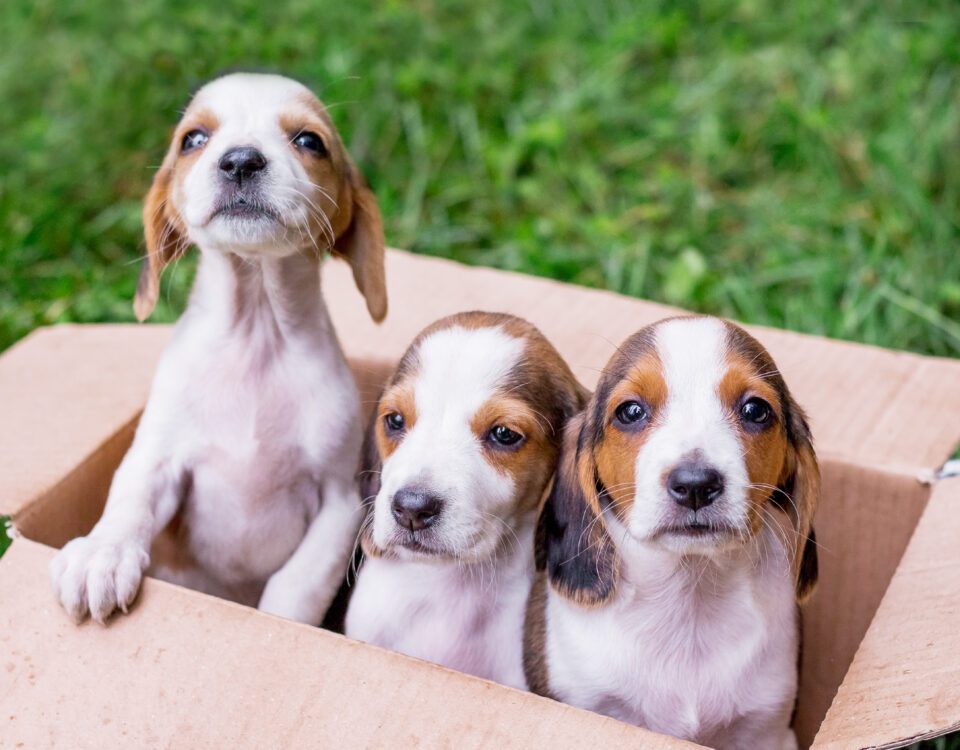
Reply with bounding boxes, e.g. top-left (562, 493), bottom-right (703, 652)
top-left (346, 324), bottom-right (535, 687)
top-left (629, 317), bottom-right (753, 554)
top-left (542, 317), bottom-right (799, 750)
top-left (50, 74), bottom-right (364, 625)
top-left (347, 523), bottom-right (534, 690)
